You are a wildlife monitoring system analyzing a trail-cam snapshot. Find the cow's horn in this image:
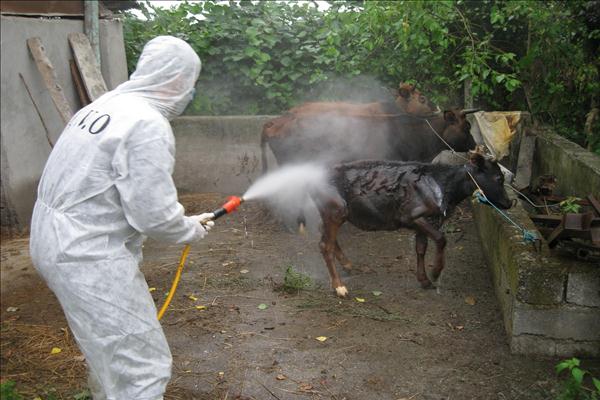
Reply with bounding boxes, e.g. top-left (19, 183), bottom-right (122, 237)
top-left (462, 108), bottom-right (481, 115)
